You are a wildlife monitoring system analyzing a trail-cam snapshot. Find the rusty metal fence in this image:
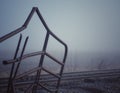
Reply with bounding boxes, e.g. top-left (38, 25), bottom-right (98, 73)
top-left (0, 7), bottom-right (68, 93)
